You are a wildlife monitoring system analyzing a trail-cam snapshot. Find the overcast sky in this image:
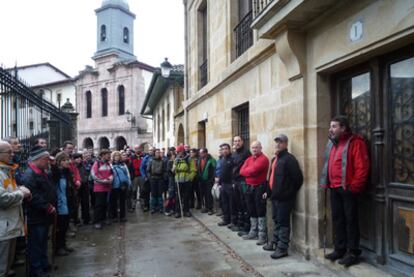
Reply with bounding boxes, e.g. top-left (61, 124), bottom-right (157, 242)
top-left (0, 0), bottom-right (185, 77)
